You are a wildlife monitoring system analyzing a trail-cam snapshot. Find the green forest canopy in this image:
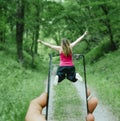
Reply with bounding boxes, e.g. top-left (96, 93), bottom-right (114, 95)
top-left (0, 0), bottom-right (120, 63)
